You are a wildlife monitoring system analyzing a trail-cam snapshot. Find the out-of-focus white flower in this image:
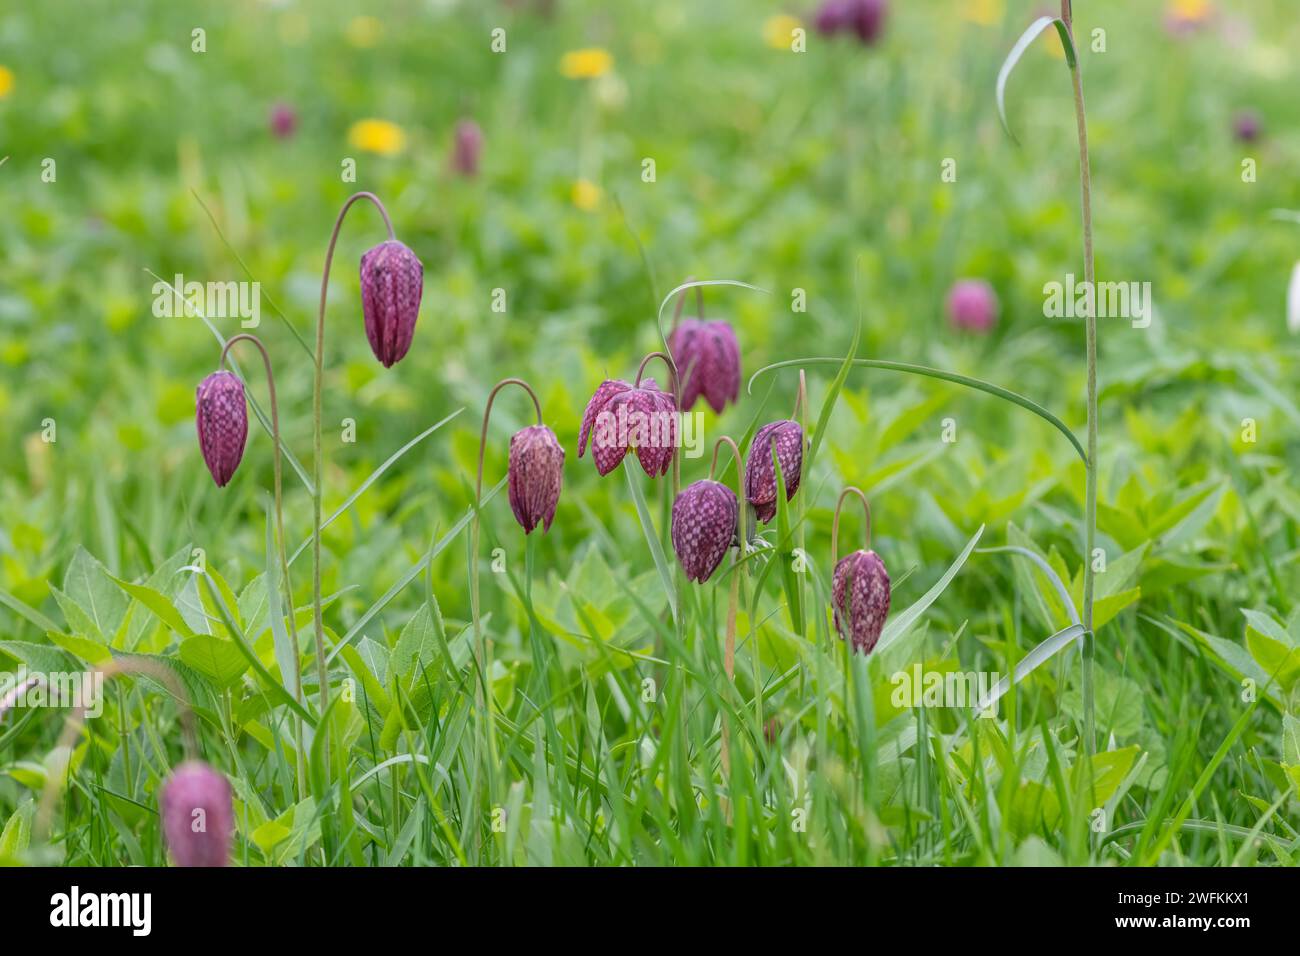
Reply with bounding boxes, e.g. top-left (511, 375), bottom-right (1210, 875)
top-left (1287, 261), bottom-right (1300, 334)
